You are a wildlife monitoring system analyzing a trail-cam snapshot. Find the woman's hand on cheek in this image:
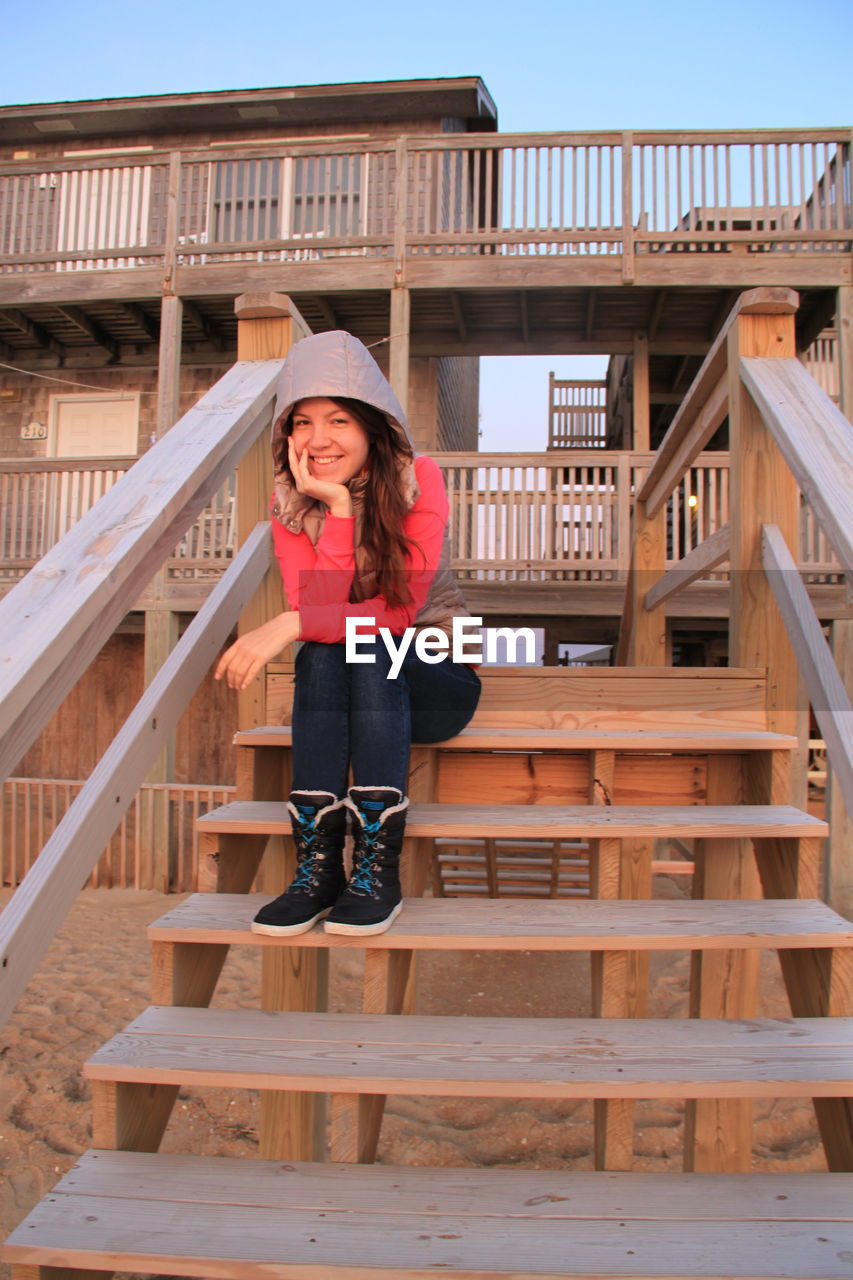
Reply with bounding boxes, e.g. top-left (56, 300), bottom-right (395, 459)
top-left (288, 437), bottom-right (352, 517)
top-left (214, 611), bottom-right (301, 691)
